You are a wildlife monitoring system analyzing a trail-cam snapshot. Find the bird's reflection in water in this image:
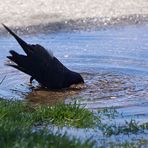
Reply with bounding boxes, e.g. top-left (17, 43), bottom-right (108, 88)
top-left (25, 83), bottom-right (86, 105)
